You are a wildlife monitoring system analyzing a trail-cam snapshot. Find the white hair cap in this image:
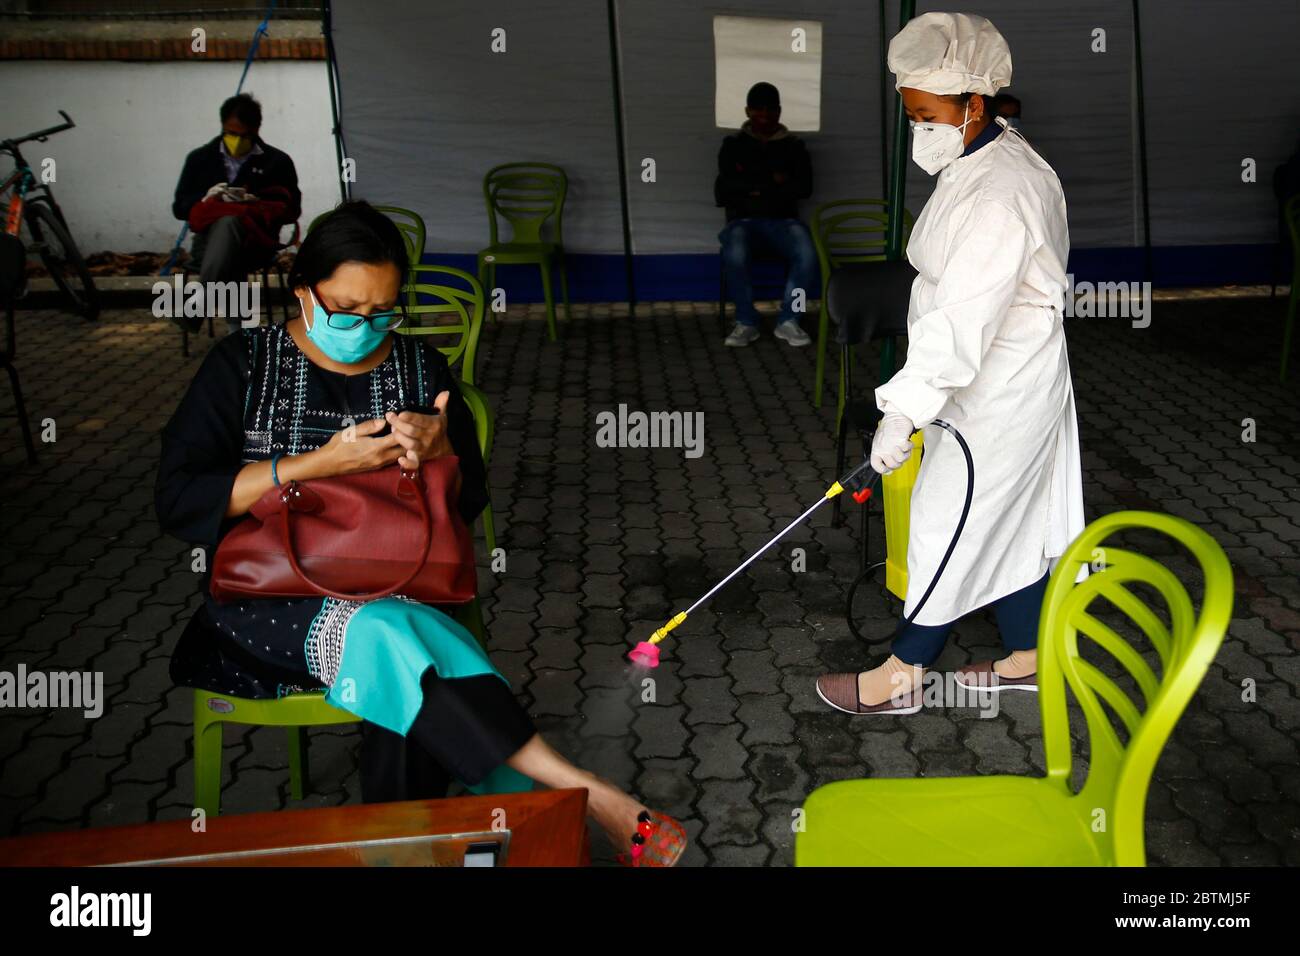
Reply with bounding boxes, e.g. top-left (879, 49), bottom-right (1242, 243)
top-left (888, 12), bottom-right (1012, 97)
